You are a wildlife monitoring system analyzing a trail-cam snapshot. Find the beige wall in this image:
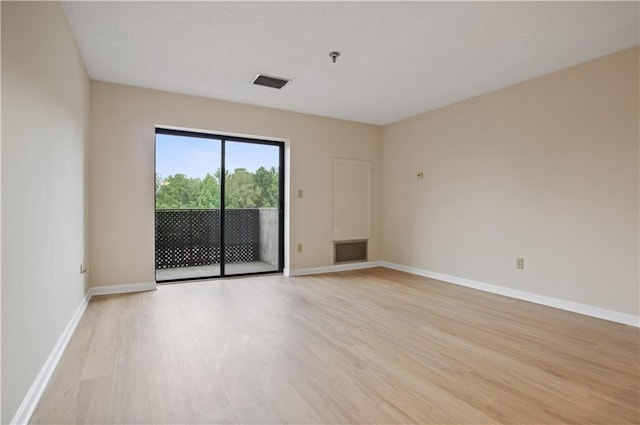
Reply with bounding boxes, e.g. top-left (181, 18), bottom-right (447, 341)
top-left (1, 2), bottom-right (90, 423)
top-left (89, 82), bottom-right (382, 286)
top-left (383, 47), bottom-right (639, 316)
